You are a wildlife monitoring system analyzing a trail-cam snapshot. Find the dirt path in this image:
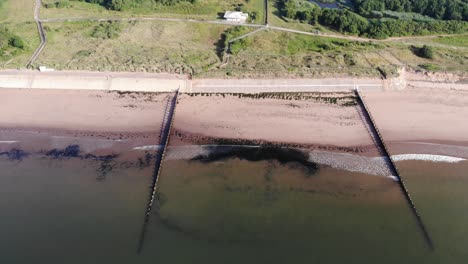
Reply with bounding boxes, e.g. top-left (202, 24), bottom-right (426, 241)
top-left (40, 17), bottom-right (265, 28)
top-left (26, 0), bottom-right (47, 68)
